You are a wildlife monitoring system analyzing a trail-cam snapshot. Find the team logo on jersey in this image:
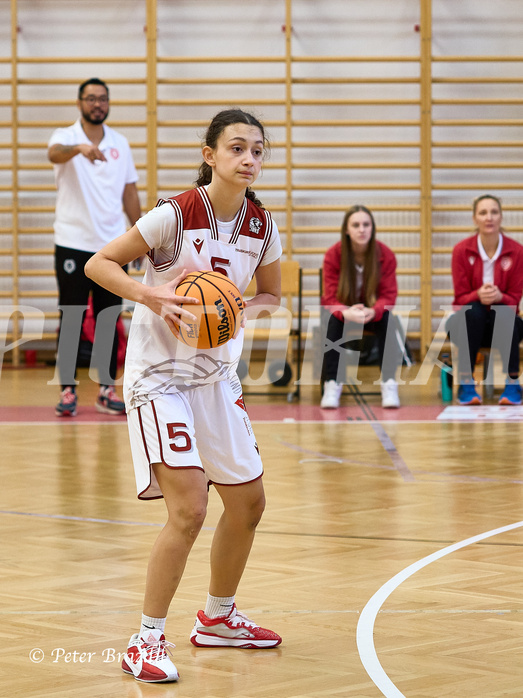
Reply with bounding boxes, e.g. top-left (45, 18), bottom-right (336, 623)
top-left (64, 259), bottom-right (76, 274)
top-left (468, 255), bottom-right (475, 266)
top-left (110, 148), bottom-right (119, 159)
top-left (249, 217), bottom-right (262, 235)
top-left (501, 256), bottom-right (512, 271)
top-left (193, 238), bottom-right (204, 254)
top-left (235, 396), bottom-right (246, 412)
